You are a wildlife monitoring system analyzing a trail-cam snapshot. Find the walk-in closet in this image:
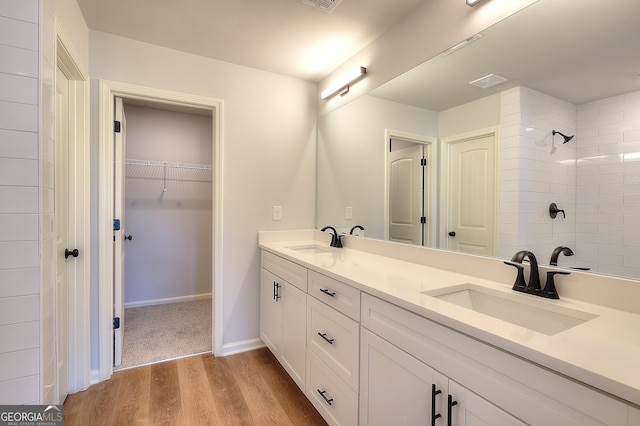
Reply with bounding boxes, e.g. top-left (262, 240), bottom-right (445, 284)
top-left (116, 100), bottom-right (213, 369)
